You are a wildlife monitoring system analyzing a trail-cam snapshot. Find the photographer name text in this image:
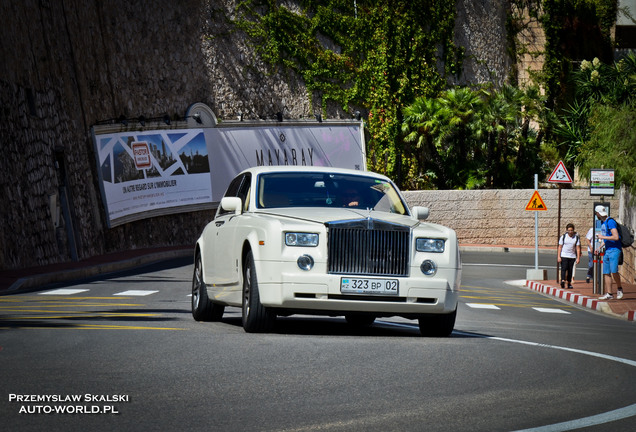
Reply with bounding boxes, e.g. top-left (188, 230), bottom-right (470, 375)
top-left (9, 393), bottom-right (129, 415)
